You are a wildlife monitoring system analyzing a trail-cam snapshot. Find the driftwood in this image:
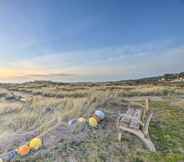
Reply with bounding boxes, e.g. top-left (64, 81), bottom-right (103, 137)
top-left (143, 112), bottom-right (153, 137)
top-left (117, 98), bottom-right (156, 152)
top-left (118, 125), bottom-right (156, 151)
